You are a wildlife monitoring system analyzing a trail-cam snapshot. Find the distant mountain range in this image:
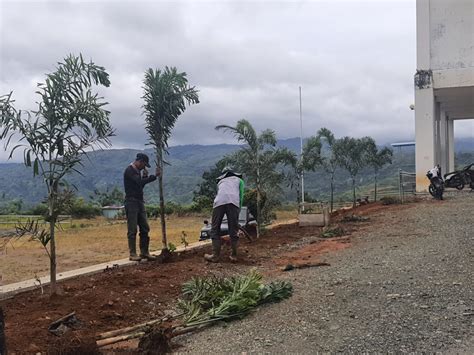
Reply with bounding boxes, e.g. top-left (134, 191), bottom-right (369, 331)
top-left (0, 137), bottom-right (472, 206)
